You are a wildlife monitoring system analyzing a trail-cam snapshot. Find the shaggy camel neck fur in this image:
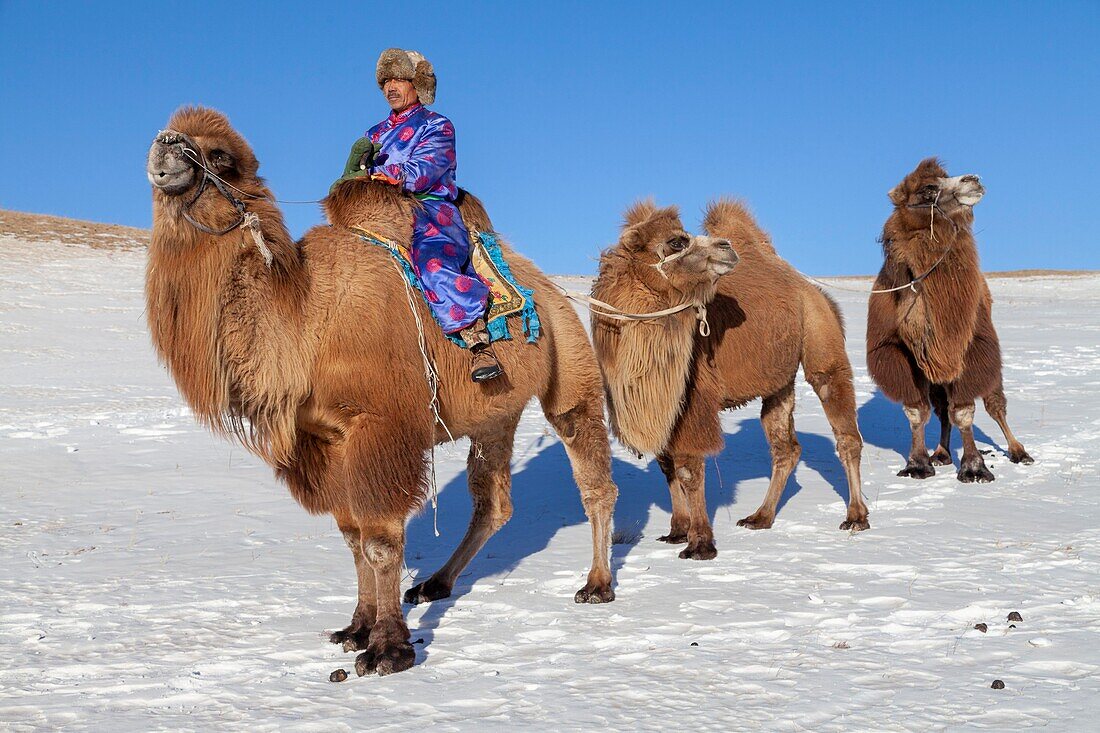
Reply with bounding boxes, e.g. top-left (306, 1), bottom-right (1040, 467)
top-left (592, 200), bottom-right (869, 560)
top-left (145, 106), bottom-right (618, 677)
top-left (867, 157), bottom-right (1033, 483)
